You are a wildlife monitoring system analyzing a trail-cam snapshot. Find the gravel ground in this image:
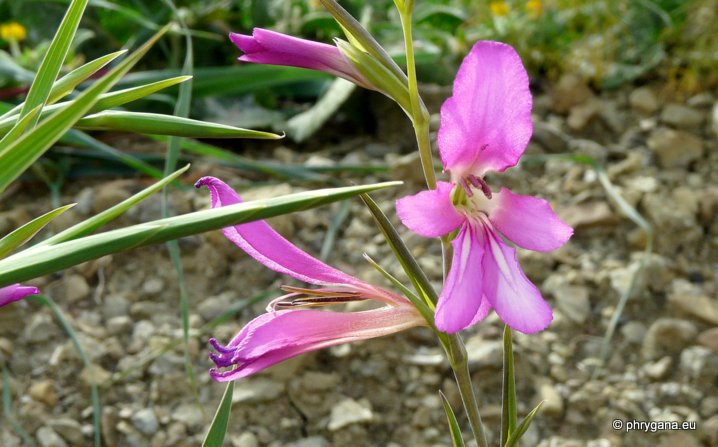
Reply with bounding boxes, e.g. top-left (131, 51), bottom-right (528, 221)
top-left (0, 79), bottom-right (717, 447)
